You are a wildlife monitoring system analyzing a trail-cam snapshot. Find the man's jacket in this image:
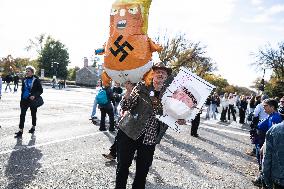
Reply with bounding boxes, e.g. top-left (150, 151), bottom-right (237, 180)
top-left (263, 121), bottom-right (284, 188)
top-left (21, 76), bottom-right (43, 101)
top-left (118, 81), bottom-right (168, 144)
